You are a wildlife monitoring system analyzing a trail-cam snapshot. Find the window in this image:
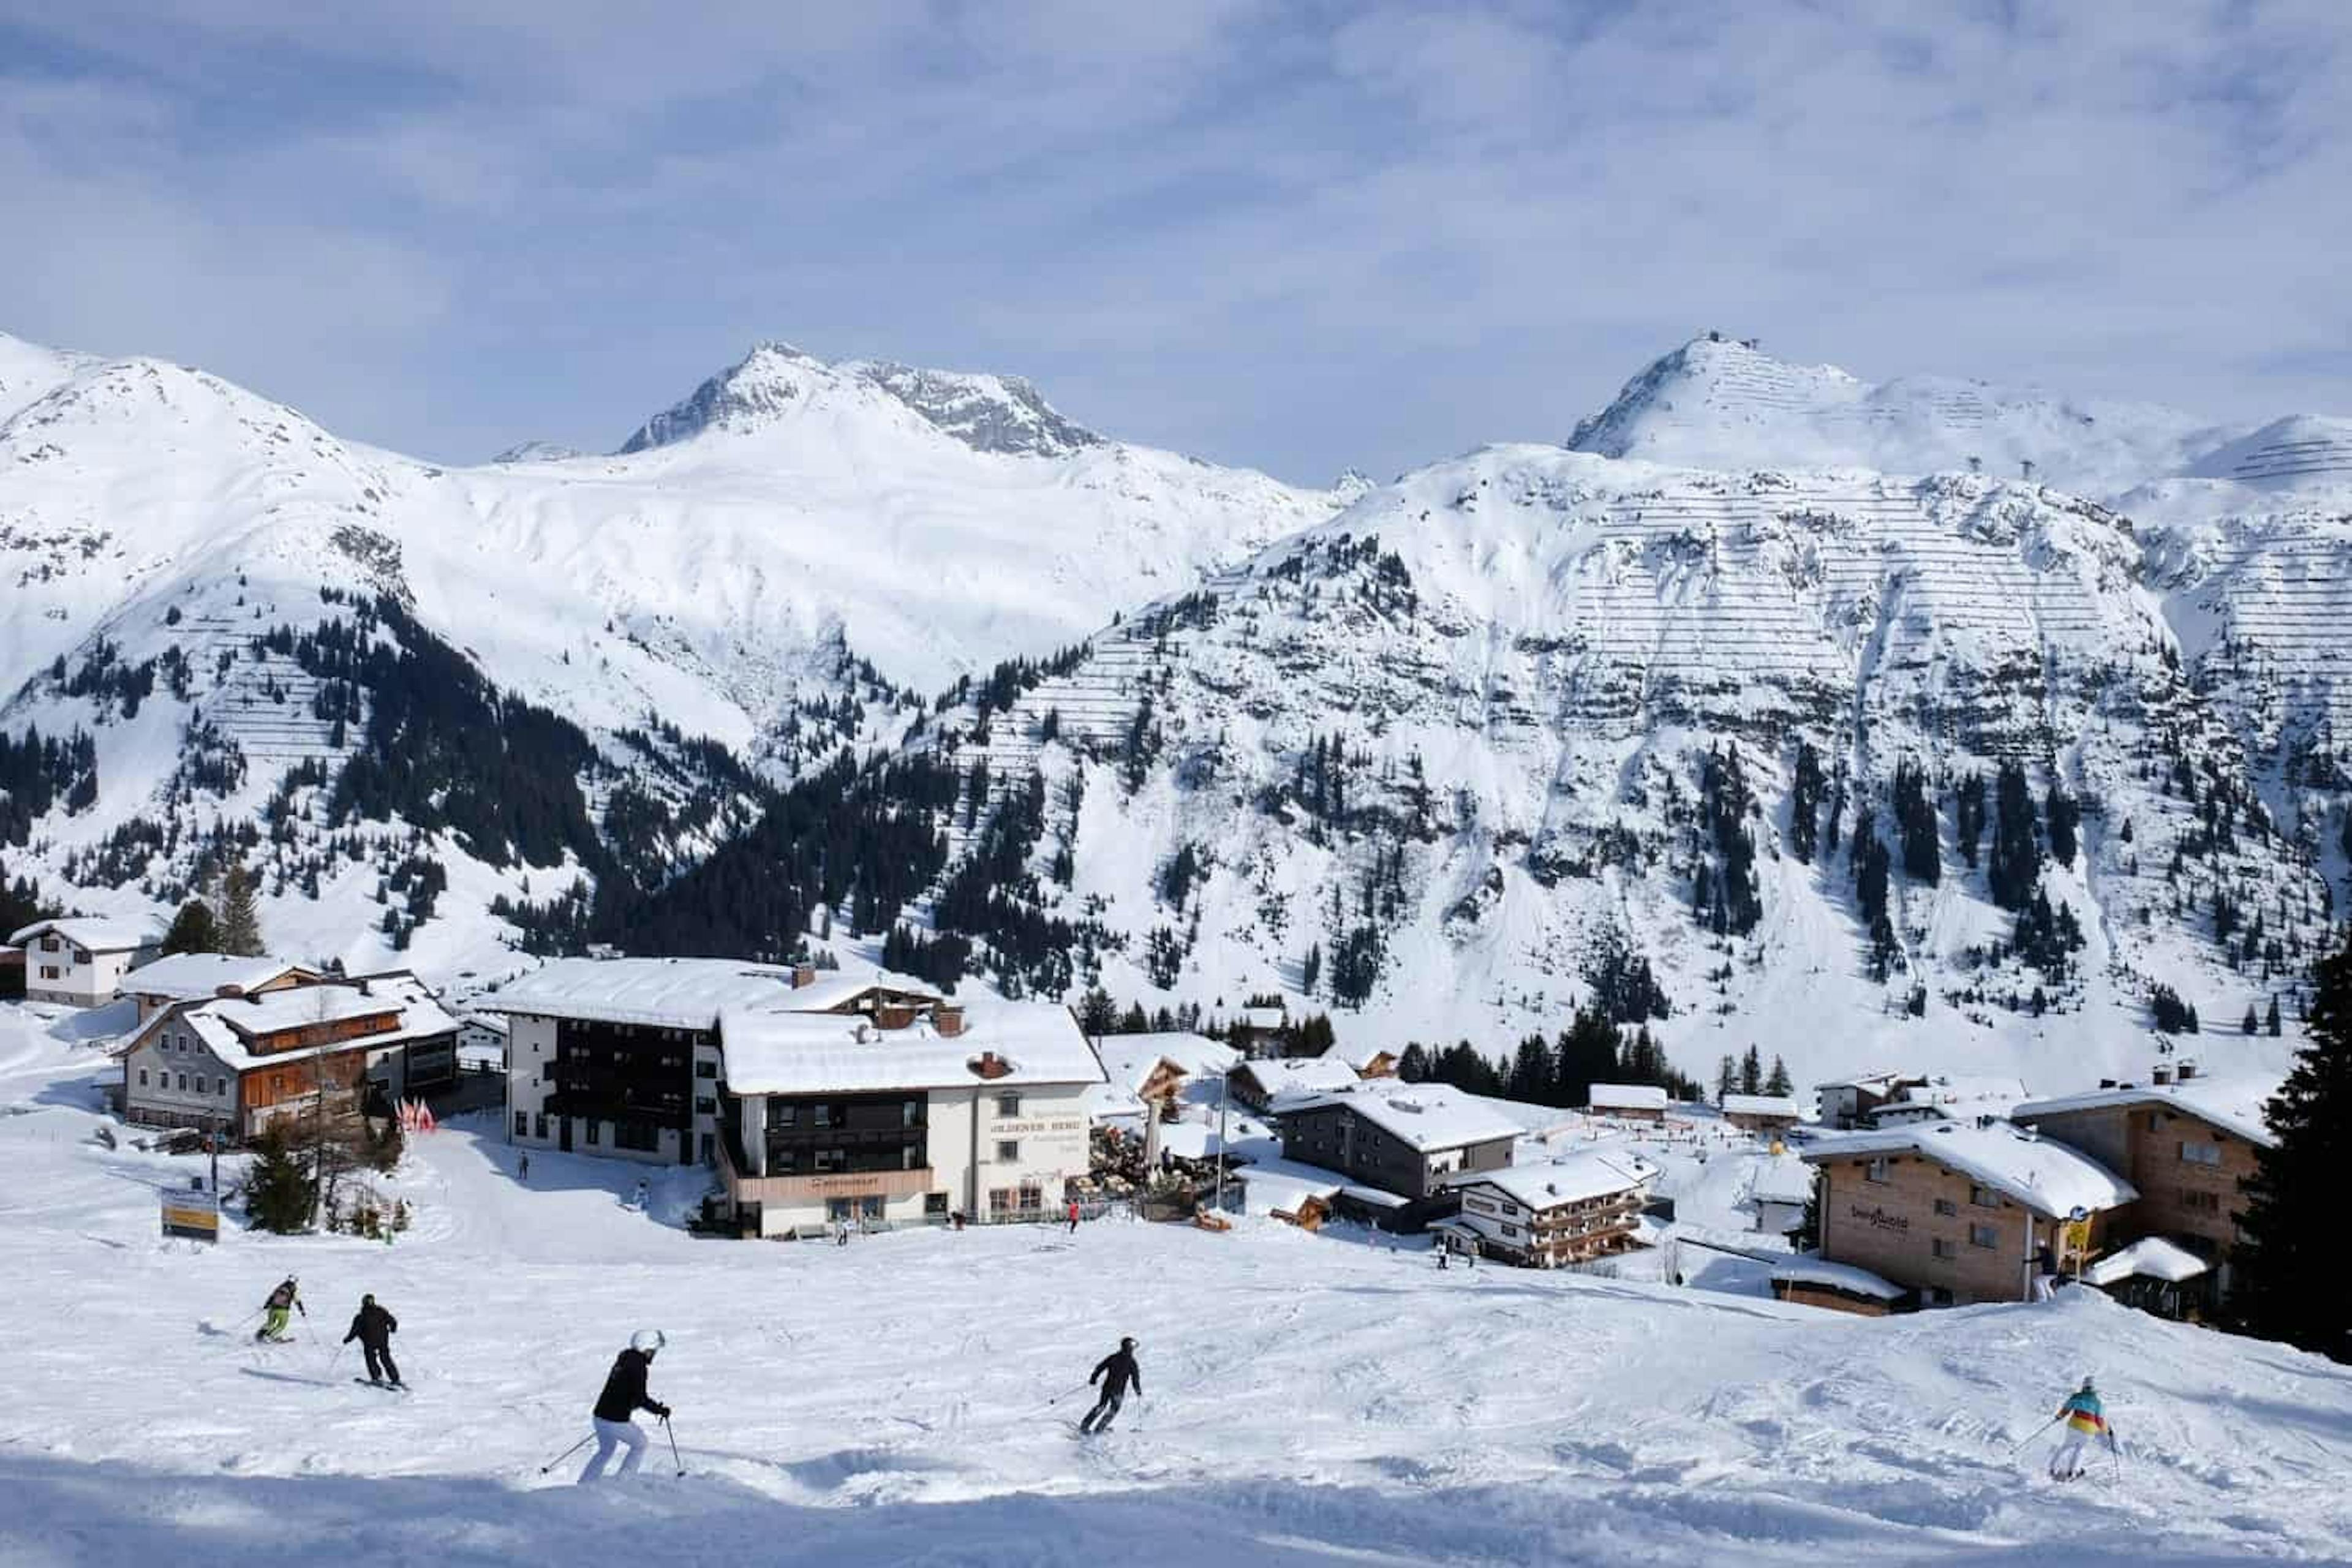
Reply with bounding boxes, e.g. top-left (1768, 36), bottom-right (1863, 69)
top-left (997, 1092), bottom-right (1022, 1118)
top-left (774, 1104), bottom-right (797, 1128)
top-left (586, 1120), bottom-right (600, 1145)
top-left (774, 1148), bottom-right (796, 1173)
top-left (2182, 1189), bottom-right (2222, 1215)
top-left (1932, 1238), bottom-right (1956, 1260)
top-left (925, 1192), bottom-right (949, 1216)
top-left (40, 965), bottom-right (60, 980)
top-left (699, 1133), bottom-right (714, 1164)
top-left (1501, 1223), bottom-right (1520, 1238)
top-left (514, 1112), bottom-right (528, 1136)
top-left (989, 1187), bottom-right (1012, 1213)
top-left (1018, 1182), bottom-right (1044, 1211)
top-left (1928, 1287), bottom-right (1954, 1306)
top-left (614, 1121), bottom-right (659, 1153)
top-left (534, 1114), bottom-right (549, 1139)
top-left (695, 1059), bottom-right (717, 1079)
top-left (138, 1069), bottom-right (149, 1087)
top-left (1968, 1223), bottom-right (1999, 1250)
top-left (1865, 1157), bottom-right (1891, 1184)
top-left (813, 1148), bottom-right (845, 1172)
top-left (694, 1096), bottom-right (715, 1115)
top-left (1969, 1184), bottom-right (2000, 1209)
top-left (902, 1099), bottom-right (922, 1128)
top-left (902, 1146), bottom-right (922, 1170)
top-left (178, 1073), bottom-right (188, 1092)
top-left (1933, 1197), bottom-right (1958, 1217)
top-left (2179, 1140), bottom-right (2222, 1167)
top-left (997, 1139), bottom-right (1020, 1164)
top-left (814, 1104), bottom-right (834, 1128)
